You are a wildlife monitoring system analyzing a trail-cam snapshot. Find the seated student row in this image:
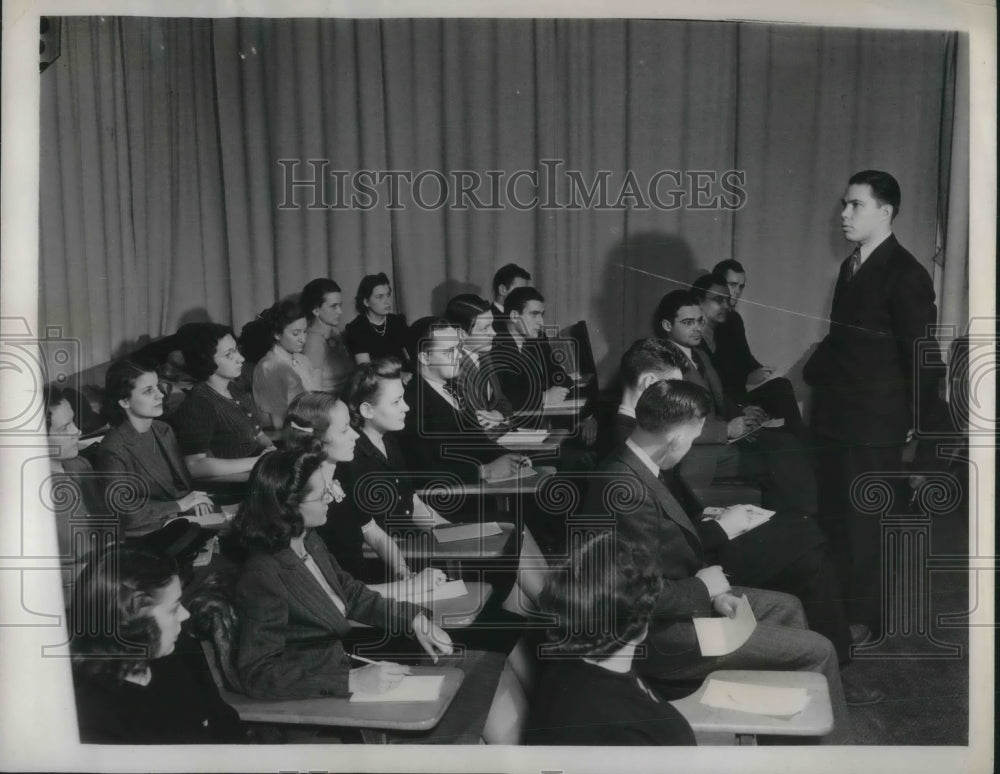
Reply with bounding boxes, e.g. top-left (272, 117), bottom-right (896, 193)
top-left (56, 266), bottom-right (876, 744)
top-left (63, 382), bottom-right (860, 746)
